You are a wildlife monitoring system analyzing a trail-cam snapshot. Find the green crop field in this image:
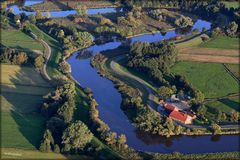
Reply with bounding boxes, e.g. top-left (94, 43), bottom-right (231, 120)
top-left (171, 61), bottom-right (239, 98)
top-left (0, 64), bottom-right (52, 150)
top-left (199, 36), bottom-right (239, 50)
top-left (1, 29), bottom-right (44, 52)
